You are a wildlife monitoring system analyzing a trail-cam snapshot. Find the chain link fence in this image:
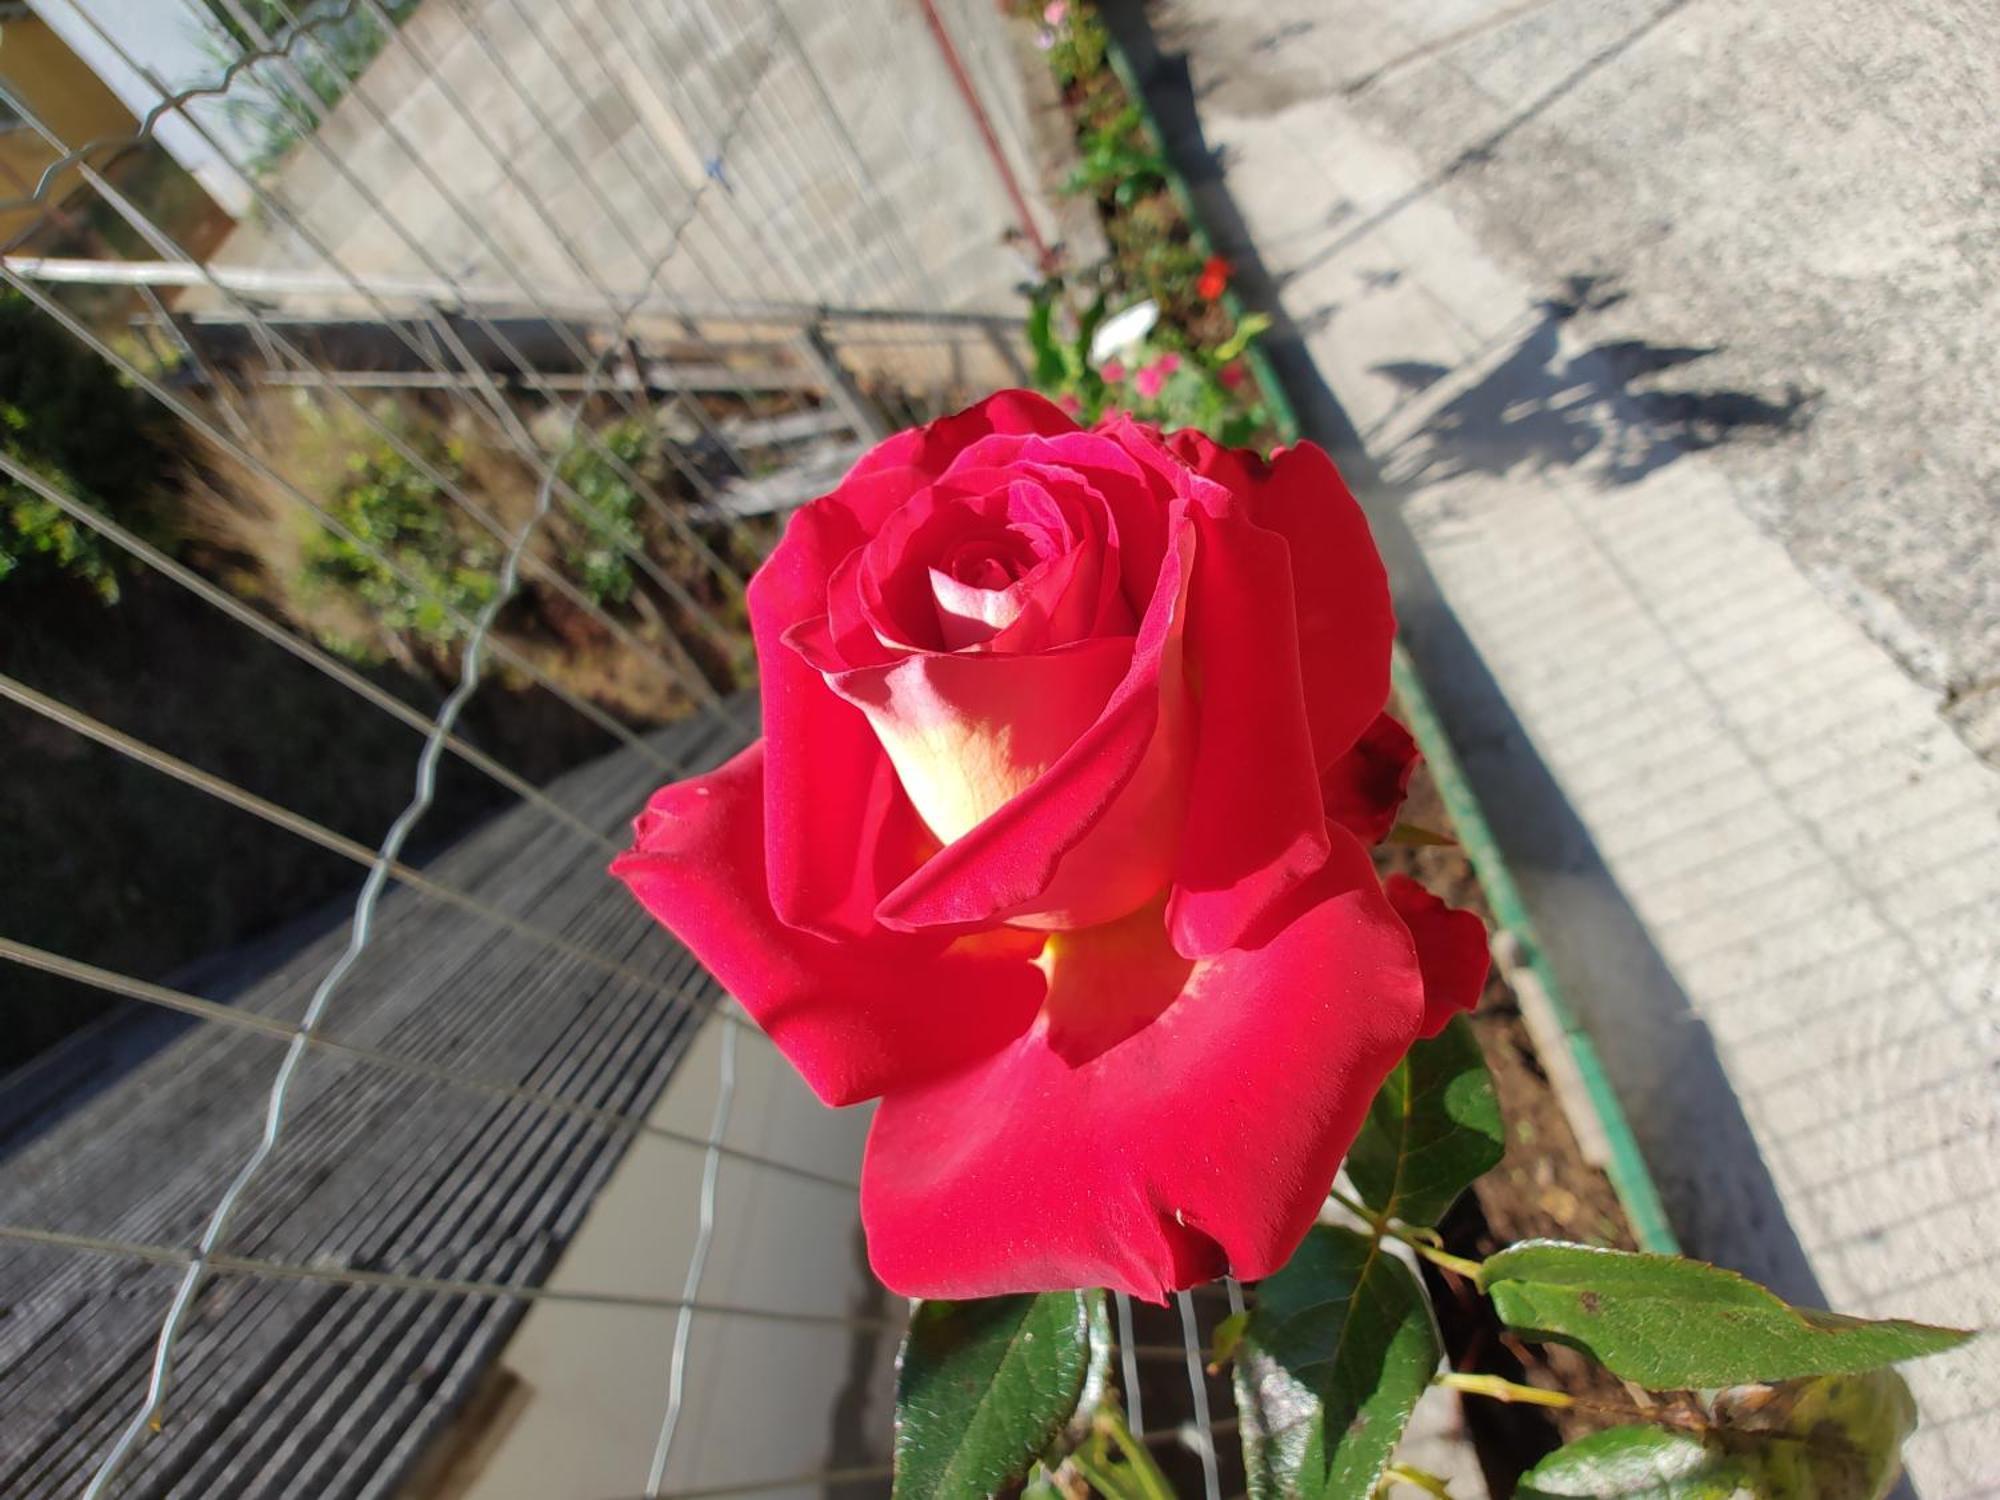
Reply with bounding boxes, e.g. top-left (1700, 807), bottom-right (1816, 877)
top-left (0, 3), bottom-right (1248, 1495)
